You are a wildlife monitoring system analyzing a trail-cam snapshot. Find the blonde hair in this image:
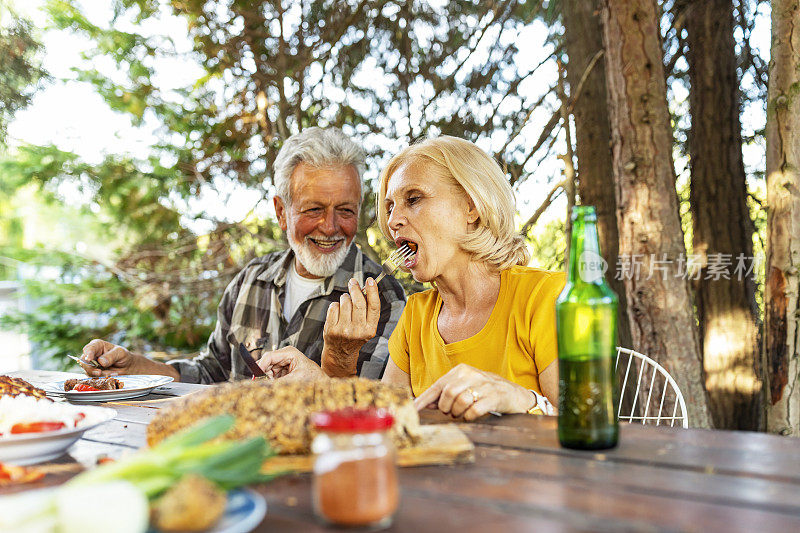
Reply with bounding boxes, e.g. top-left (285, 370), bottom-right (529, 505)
top-left (377, 136), bottom-right (529, 271)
